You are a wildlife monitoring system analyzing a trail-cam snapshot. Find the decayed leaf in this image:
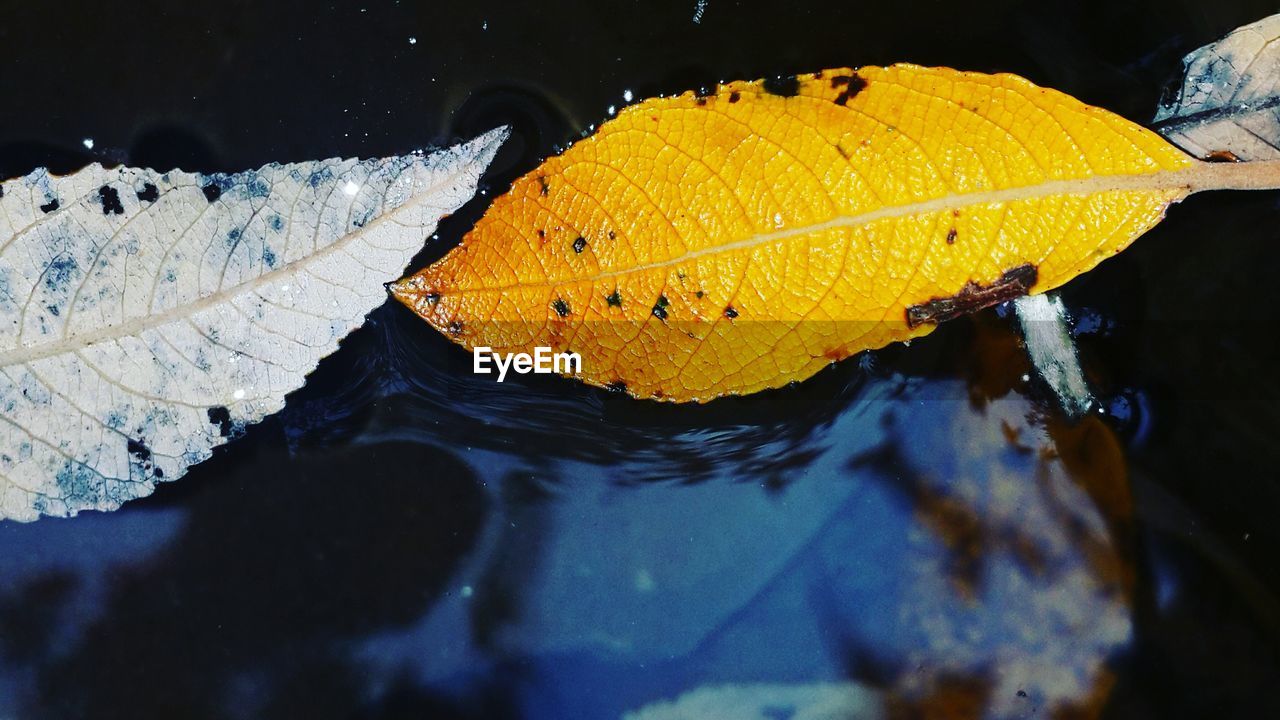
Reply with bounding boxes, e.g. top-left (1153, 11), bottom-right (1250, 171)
top-left (1154, 13), bottom-right (1280, 160)
top-left (0, 128), bottom-right (507, 521)
top-left (393, 64), bottom-right (1280, 402)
